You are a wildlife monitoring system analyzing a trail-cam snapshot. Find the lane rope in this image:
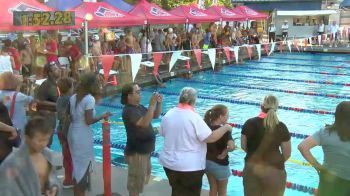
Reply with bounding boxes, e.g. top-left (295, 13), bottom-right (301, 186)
top-left (254, 61), bottom-right (350, 70)
top-left (175, 79), bottom-right (350, 99)
top-left (267, 56), bottom-right (349, 63)
top-left (140, 89), bottom-right (334, 115)
top-left (225, 65), bottom-right (350, 77)
top-left (103, 120), bottom-right (311, 139)
top-left (231, 169), bottom-right (317, 195)
top-left (206, 72), bottom-right (350, 87)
